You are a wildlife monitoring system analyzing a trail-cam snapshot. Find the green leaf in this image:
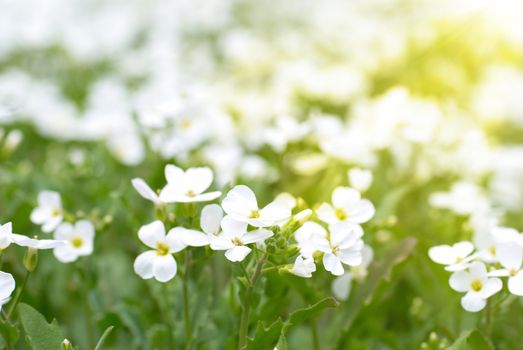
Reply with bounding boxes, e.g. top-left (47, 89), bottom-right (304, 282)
top-left (244, 319), bottom-right (284, 350)
top-left (331, 237), bottom-right (418, 349)
top-left (275, 334), bottom-right (288, 350)
top-left (94, 325), bottom-right (114, 350)
top-left (245, 297), bottom-right (338, 350)
top-left (284, 297), bottom-right (338, 331)
top-left (18, 303), bottom-right (64, 350)
top-left (446, 330), bottom-right (494, 350)
top-left (0, 320), bottom-right (20, 348)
